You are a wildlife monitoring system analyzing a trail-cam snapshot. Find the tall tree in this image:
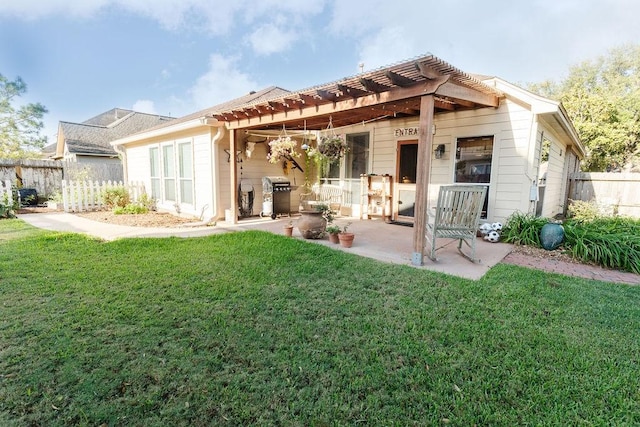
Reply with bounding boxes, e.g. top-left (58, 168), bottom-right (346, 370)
top-left (0, 74), bottom-right (48, 159)
top-left (529, 44), bottom-right (640, 172)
